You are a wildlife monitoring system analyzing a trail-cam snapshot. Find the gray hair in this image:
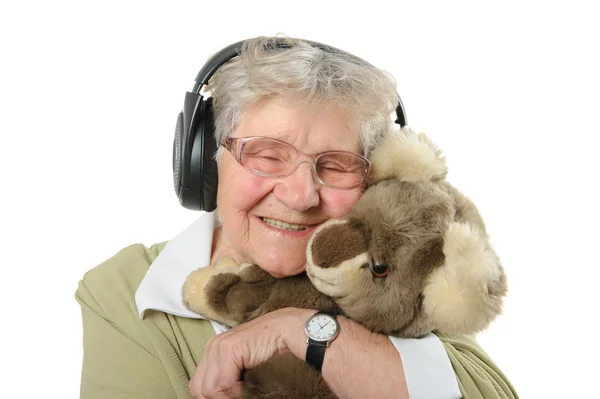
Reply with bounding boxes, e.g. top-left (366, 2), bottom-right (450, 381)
top-left (206, 36), bottom-right (399, 160)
